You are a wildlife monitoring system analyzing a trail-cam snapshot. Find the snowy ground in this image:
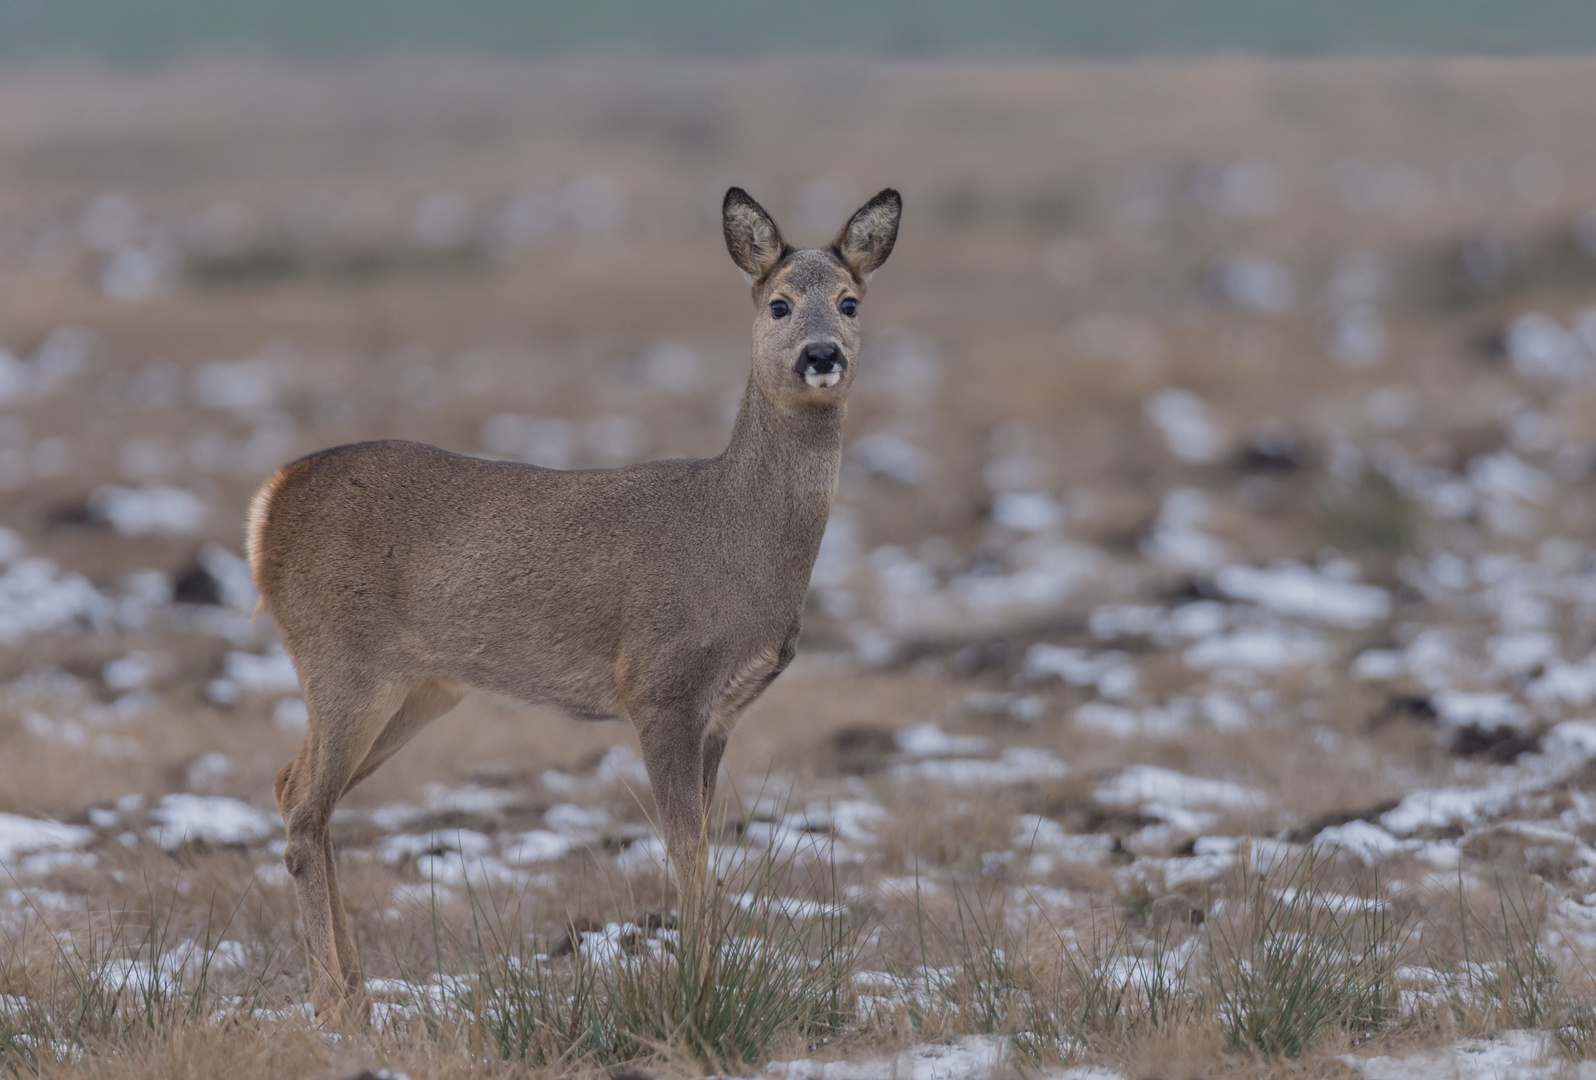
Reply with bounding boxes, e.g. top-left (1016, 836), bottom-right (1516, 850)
top-left (3, 56), bottom-right (1596, 1077)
